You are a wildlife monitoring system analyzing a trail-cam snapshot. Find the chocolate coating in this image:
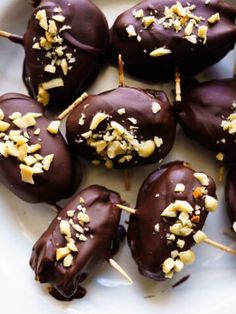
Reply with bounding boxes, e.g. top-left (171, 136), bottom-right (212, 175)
top-left (175, 78), bottom-right (236, 162)
top-left (30, 185), bottom-right (122, 300)
top-left (0, 93), bottom-right (81, 203)
top-left (23, 0), bottom-right (109, 109)
top-left (66, 86), bottom-right (176, 168)
top-left (110, 0), bottom-right (236, 80)
top-left (128, 161), bottom-right (217, 280)
top-left (225, 165), bottom-right (236, 227)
